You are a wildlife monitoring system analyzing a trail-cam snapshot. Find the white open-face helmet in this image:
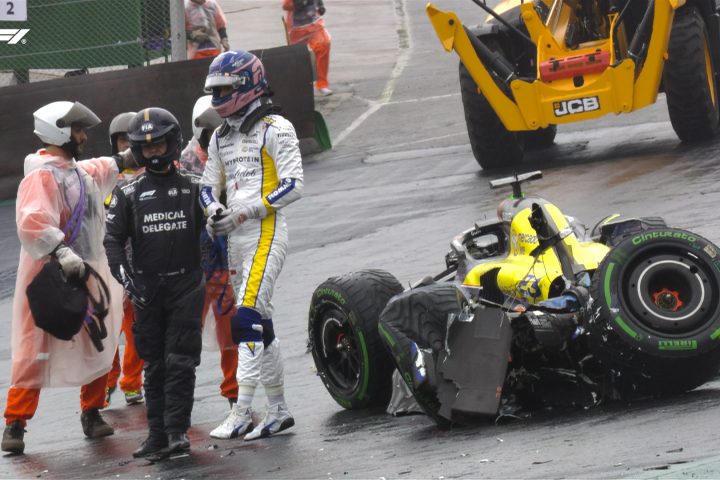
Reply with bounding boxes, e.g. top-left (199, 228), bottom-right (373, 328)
top-left (33, 101), bottom-right (101, 146)
top-left (192, 95), bottom-right (222, 141)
